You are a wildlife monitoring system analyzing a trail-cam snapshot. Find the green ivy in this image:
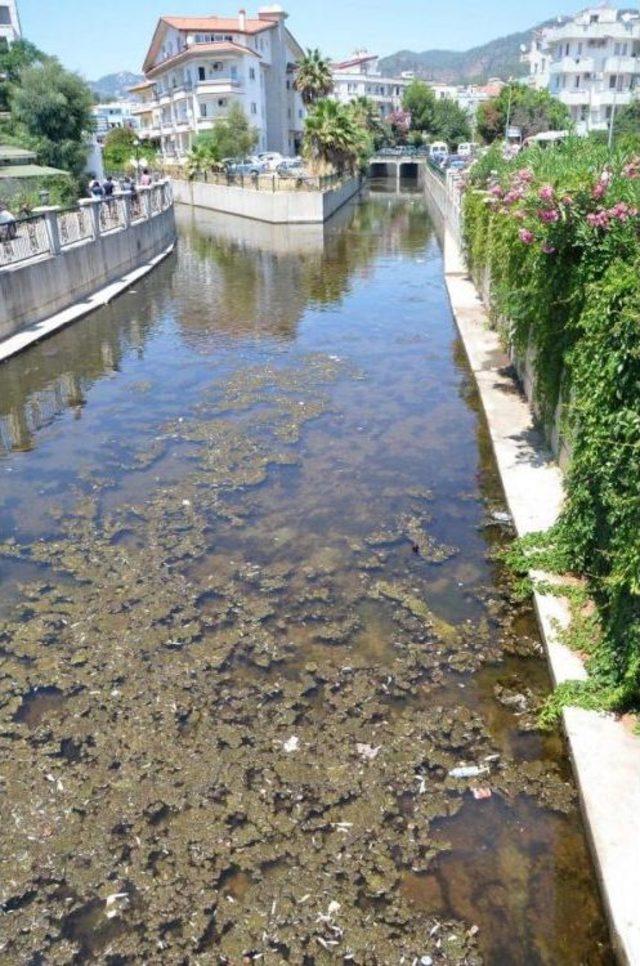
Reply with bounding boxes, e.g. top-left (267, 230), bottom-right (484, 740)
top-left (463, 140), bottom-right (640, 715)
